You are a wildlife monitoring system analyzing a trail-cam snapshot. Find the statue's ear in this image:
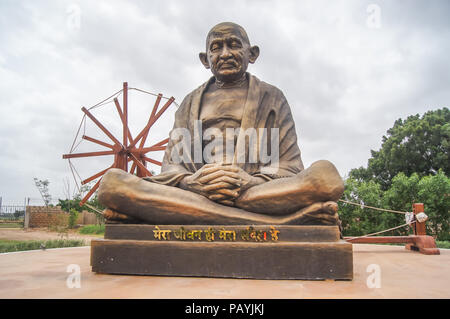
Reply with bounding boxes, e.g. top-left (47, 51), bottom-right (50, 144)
top-left (199, 52), bottom-right (210, 69)
top-left (249, 45), bottom-right (260, 64)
